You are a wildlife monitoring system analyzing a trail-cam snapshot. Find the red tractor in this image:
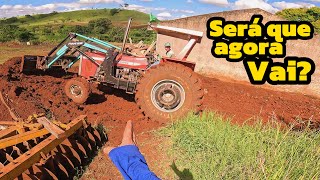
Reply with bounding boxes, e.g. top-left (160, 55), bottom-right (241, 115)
top-left (21, 19), bottom-right (204, 122)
